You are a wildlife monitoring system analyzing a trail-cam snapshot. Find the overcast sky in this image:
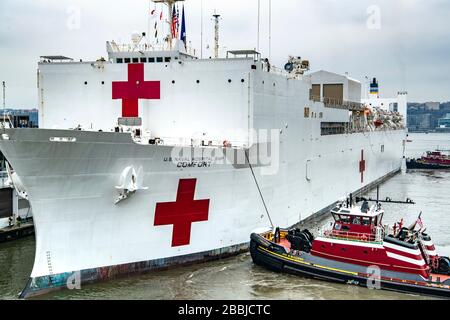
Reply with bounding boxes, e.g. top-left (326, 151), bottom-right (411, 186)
top-left (1, 0), bottom-right (449, 108)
